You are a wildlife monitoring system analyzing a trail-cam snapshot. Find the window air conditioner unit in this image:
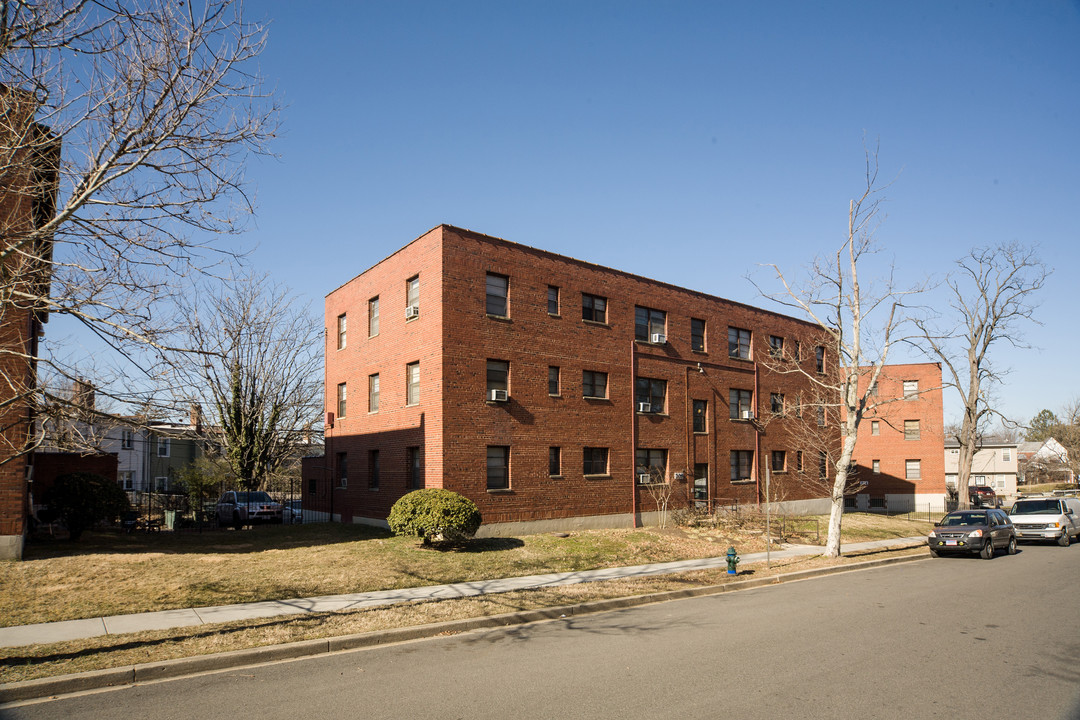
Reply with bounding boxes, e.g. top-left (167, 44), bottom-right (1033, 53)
top-left (638, 473), bottom-right (652, 484)
top-left (488, 389), bottom-right (508, 402)
top-left (650, 333), bottom-right (667, 344)
top-left (405, 305), bottom-right (419, 319)
top-left (740, 409), bottom-right (754, 420)
top-left (637, 402), bottom-right (652, 413)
